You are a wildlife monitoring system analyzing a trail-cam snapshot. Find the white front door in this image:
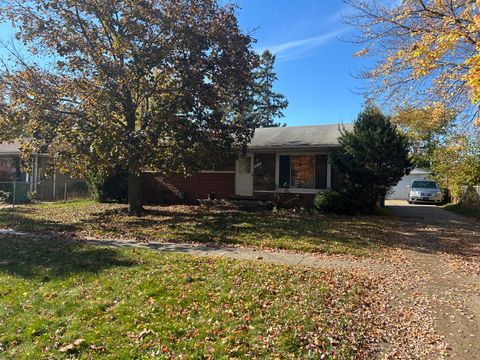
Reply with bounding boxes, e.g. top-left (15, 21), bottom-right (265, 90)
top-left (235, 156), bottom-right (253, 196)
